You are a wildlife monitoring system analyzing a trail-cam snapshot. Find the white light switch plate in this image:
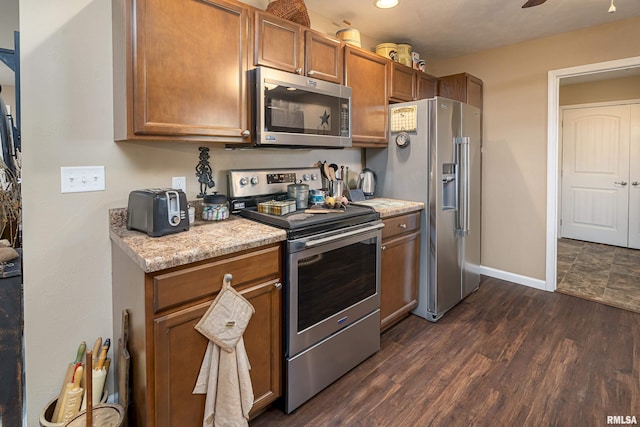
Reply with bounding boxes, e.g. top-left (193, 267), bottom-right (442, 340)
top-left (172, 176), bottom-right (186, 193)
top-left (60, 166), bottom-right (106, 193)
